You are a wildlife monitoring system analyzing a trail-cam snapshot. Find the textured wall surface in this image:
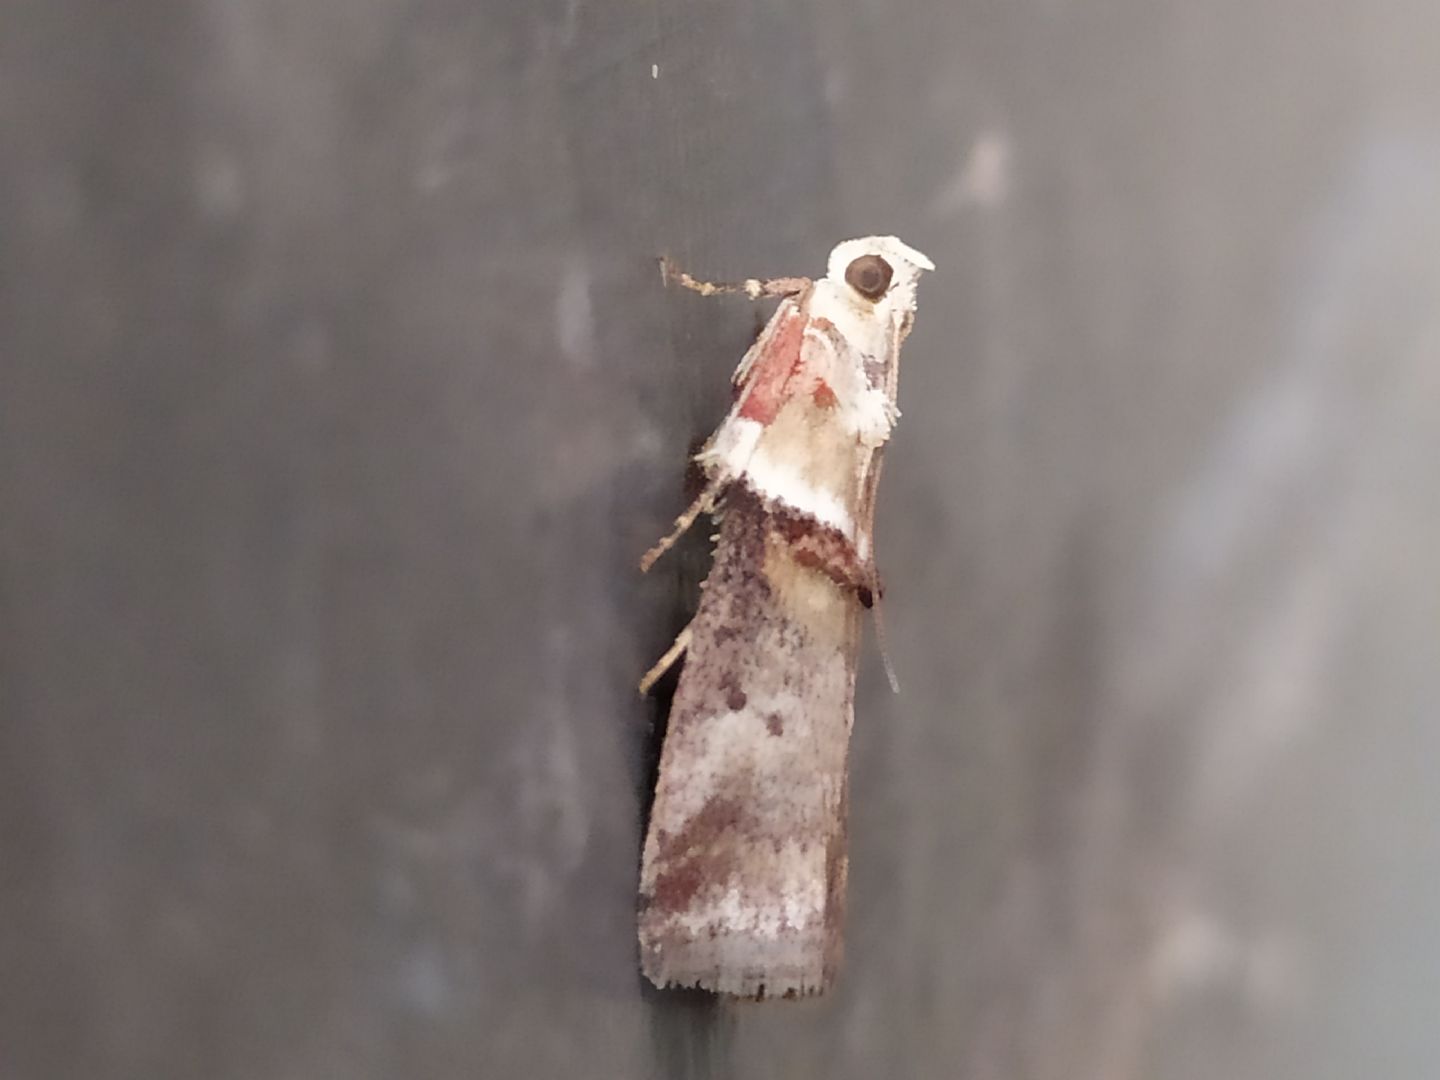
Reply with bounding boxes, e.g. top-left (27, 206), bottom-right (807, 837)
top-left (5, 2), bottom-right (1440, 1078)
